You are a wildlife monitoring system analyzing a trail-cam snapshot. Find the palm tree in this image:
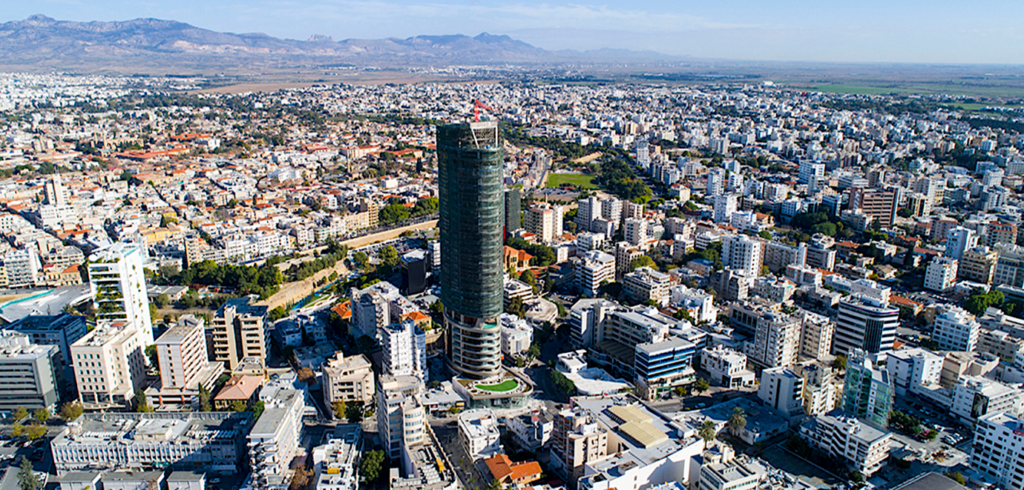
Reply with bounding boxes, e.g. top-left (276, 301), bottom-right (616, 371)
top-left (727, 407), bottom-right (747, 436)
top-left (698, 420), bottom-right (717, 445)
